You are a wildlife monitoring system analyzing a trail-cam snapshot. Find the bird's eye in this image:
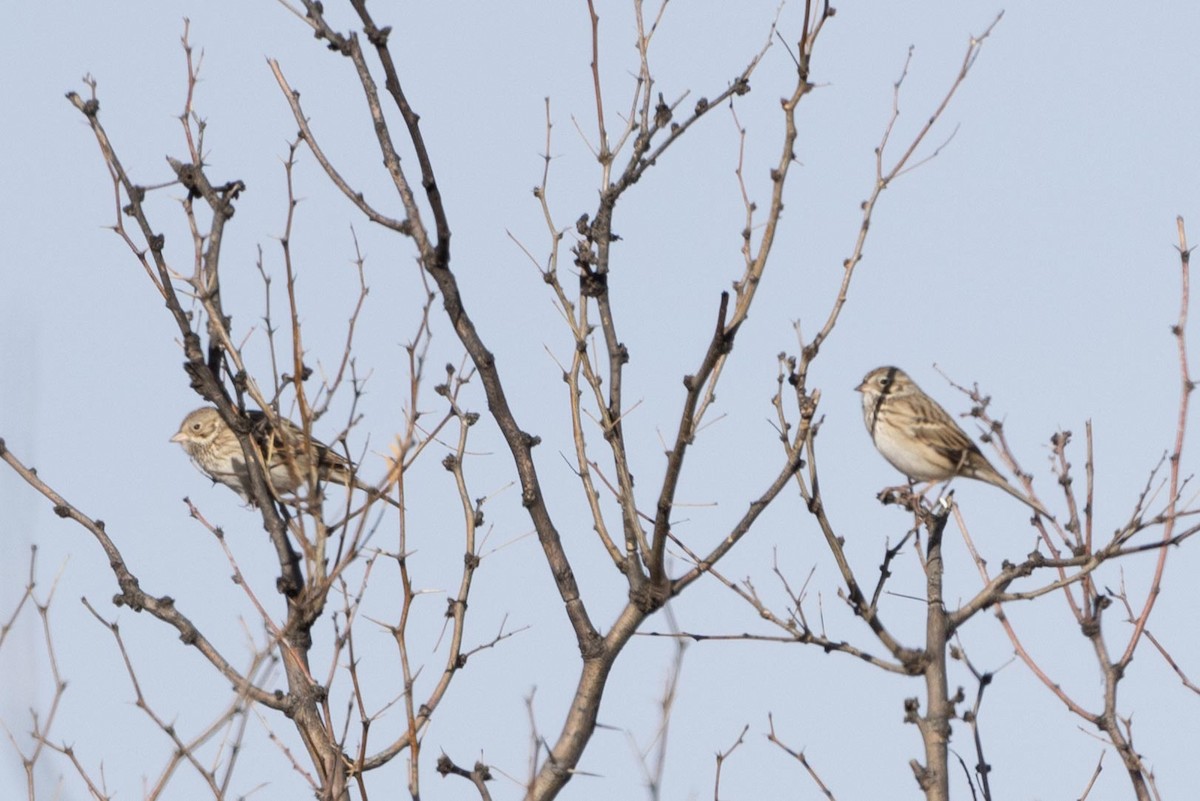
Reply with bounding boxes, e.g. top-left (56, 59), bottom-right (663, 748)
top-left (191, 422), bottom-right (202, 432)
top-left (878, 376), bottom-right (890, 387)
